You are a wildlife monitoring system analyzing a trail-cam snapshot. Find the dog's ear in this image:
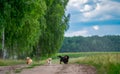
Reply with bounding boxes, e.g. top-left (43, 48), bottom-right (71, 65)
top-left (57, 55), bottom-right (62, 58)
top-left (67, 56), bottom-right (69, 59)
top-left (64, 55), bottom-right (69, 59)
